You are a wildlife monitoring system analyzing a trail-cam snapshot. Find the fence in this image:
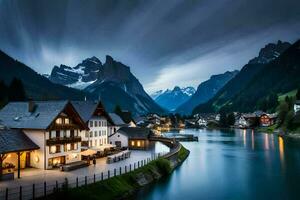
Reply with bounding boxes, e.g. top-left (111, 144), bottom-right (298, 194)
top-left (0, 152), bottom-right (168, 200)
